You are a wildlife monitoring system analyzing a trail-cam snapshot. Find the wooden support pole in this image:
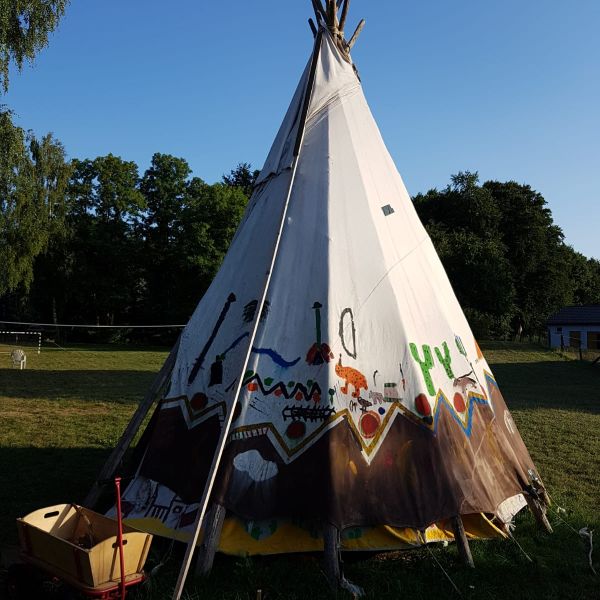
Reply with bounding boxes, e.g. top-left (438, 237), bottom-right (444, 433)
top-left (339, 0), bottom-right (350, 34)
top-left (84, 336), bottom-right (181, 508)
top-left (526, 495), bottom-right (553, 534)
top-left (311, 0), bottom-right (327, 24)
top-left (323, 523), bottom-right (341, 589)
top-left (330, 0), bottom-right (338, 31)
top-left (171, 32), bottom-right (324, 600)
top-left (194, 503), bottom-right (227, 576)
top-left (323, 523), bottom-right (365, 597)
top-left (348, 19), bottom-right (365, 49)
top-left (308, 17), bottom-right (318, 38)
top-left (450, 516), bottom-right (475, 568)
